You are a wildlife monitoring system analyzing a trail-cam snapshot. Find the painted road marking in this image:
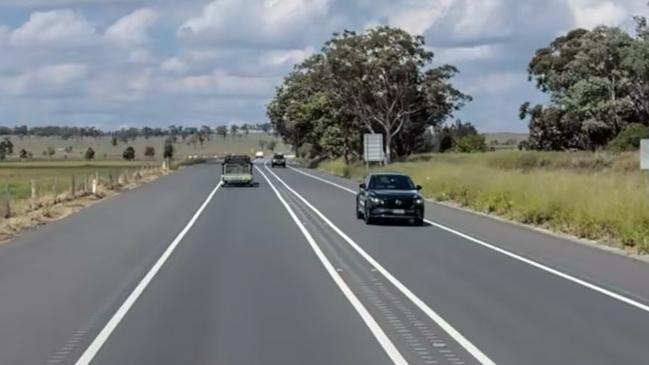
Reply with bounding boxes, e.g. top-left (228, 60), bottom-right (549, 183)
top-left (255, 166), bottom-right (407, 365)
top-left (288, 166), bottom-right (649, 315)
top-left (272, 165), bottom-right (495, 365)
top-left (74, 182), bottom-right (224, 365)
